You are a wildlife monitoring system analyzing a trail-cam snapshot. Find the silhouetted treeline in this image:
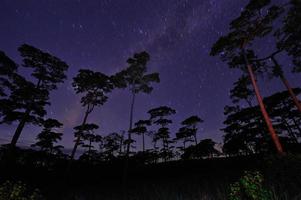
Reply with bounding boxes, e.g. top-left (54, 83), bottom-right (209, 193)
top-left (0, 45), bottom-right (213, 164)
top-left (0, 0), bottom-right (301, 168)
